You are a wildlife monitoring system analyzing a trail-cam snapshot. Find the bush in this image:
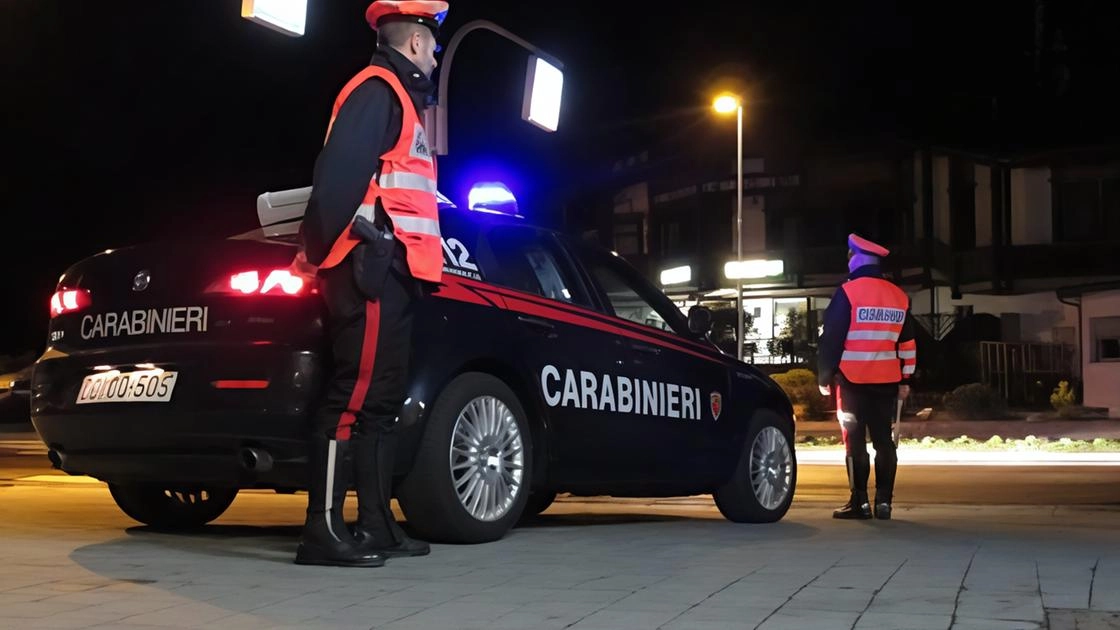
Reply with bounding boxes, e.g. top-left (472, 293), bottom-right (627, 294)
top-left (771, 368), bottom-right (828, 419)
top-left (941, 383), bottom-right (1008, 420)
top-left (1050, 380), bottom-right (1077, 411)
